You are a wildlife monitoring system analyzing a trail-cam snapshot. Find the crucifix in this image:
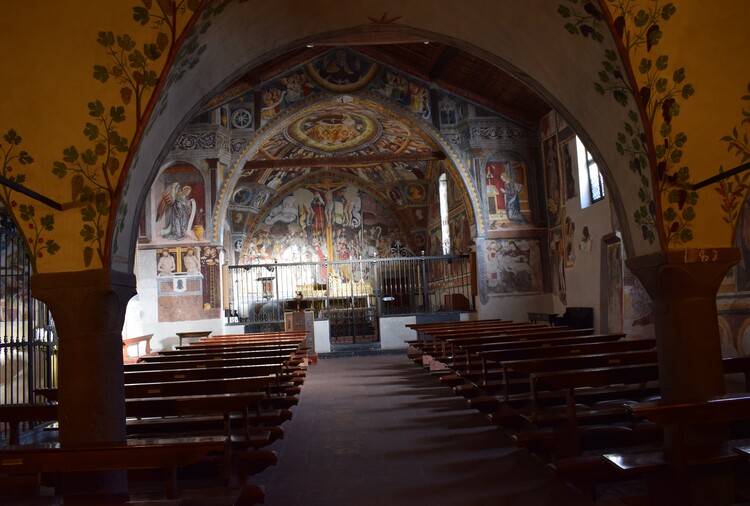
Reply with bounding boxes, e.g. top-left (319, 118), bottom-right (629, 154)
top-left (306, 177), bottom-right (349, 260)
top-left (166, 245), bottom-right (189, 273)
